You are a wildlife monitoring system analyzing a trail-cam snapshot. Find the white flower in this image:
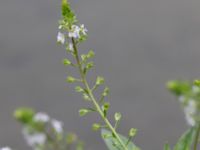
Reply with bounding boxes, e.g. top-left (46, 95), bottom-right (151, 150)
top-left (178, 95), bottom-right (185, 103)
top-left (23, 129), bottom-right (46, 147)
top-left (68, 31), bottom-right (80, 38)
top-left (73, 25), bottom-right (81, 33)
top-left (58, 25), bottom-right (62, 29)
top-left (184, 100), bottom-right (196, 115)
top-left (51, 119), bottom-right (63, 133)
top-left (57, 32), bottom-right (65, 44)
top-left (68, 43), bottom-right (73, 51)
top-left (0, 147), bottom-right (12, 150)
top-left (34, 112), bottom-right (50, 123)
top-left (80, 24), bottom-right (88, 35)
top-left (185, 113), bottom-right (196, 126)
top-left (68, 25), bottom-right (80, 39)
top-left (183, 100), bottom-right (197, 126)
